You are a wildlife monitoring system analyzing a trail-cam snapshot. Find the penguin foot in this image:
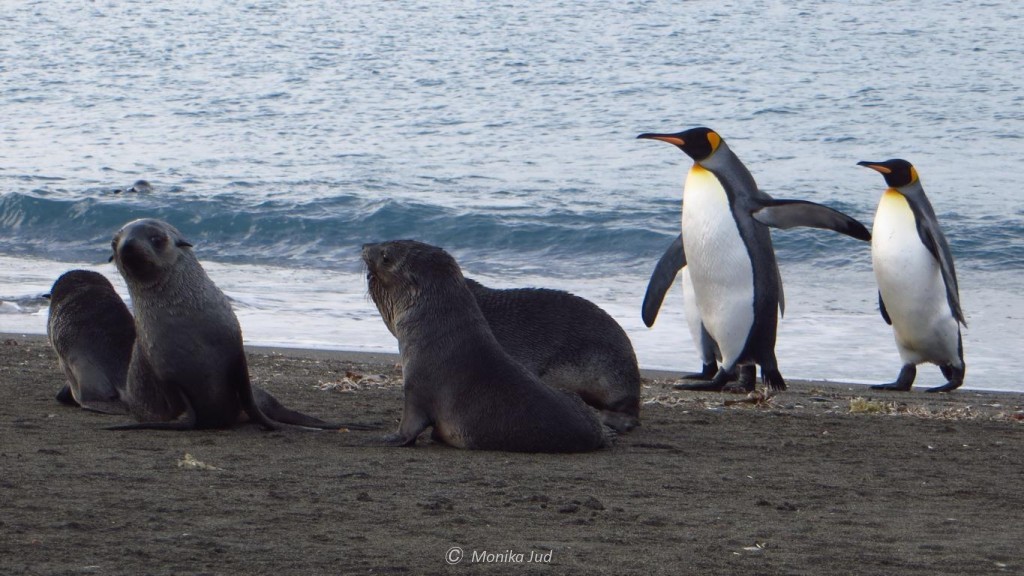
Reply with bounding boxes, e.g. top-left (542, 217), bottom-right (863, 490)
top-left (721, 383), bottom-right (752, 394)
top-left (869, 382), bottom-right (912, 391)
top-left (925, 382), bottom-right (962, 393)
top-left (872, 364), bottom-right (916, 391)
top-left (678, 372), bottom-right (713, 382)
top-left (673, 381), bottom-right (724, 392)
top-left (679, 362), bottom-right (719, 381)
